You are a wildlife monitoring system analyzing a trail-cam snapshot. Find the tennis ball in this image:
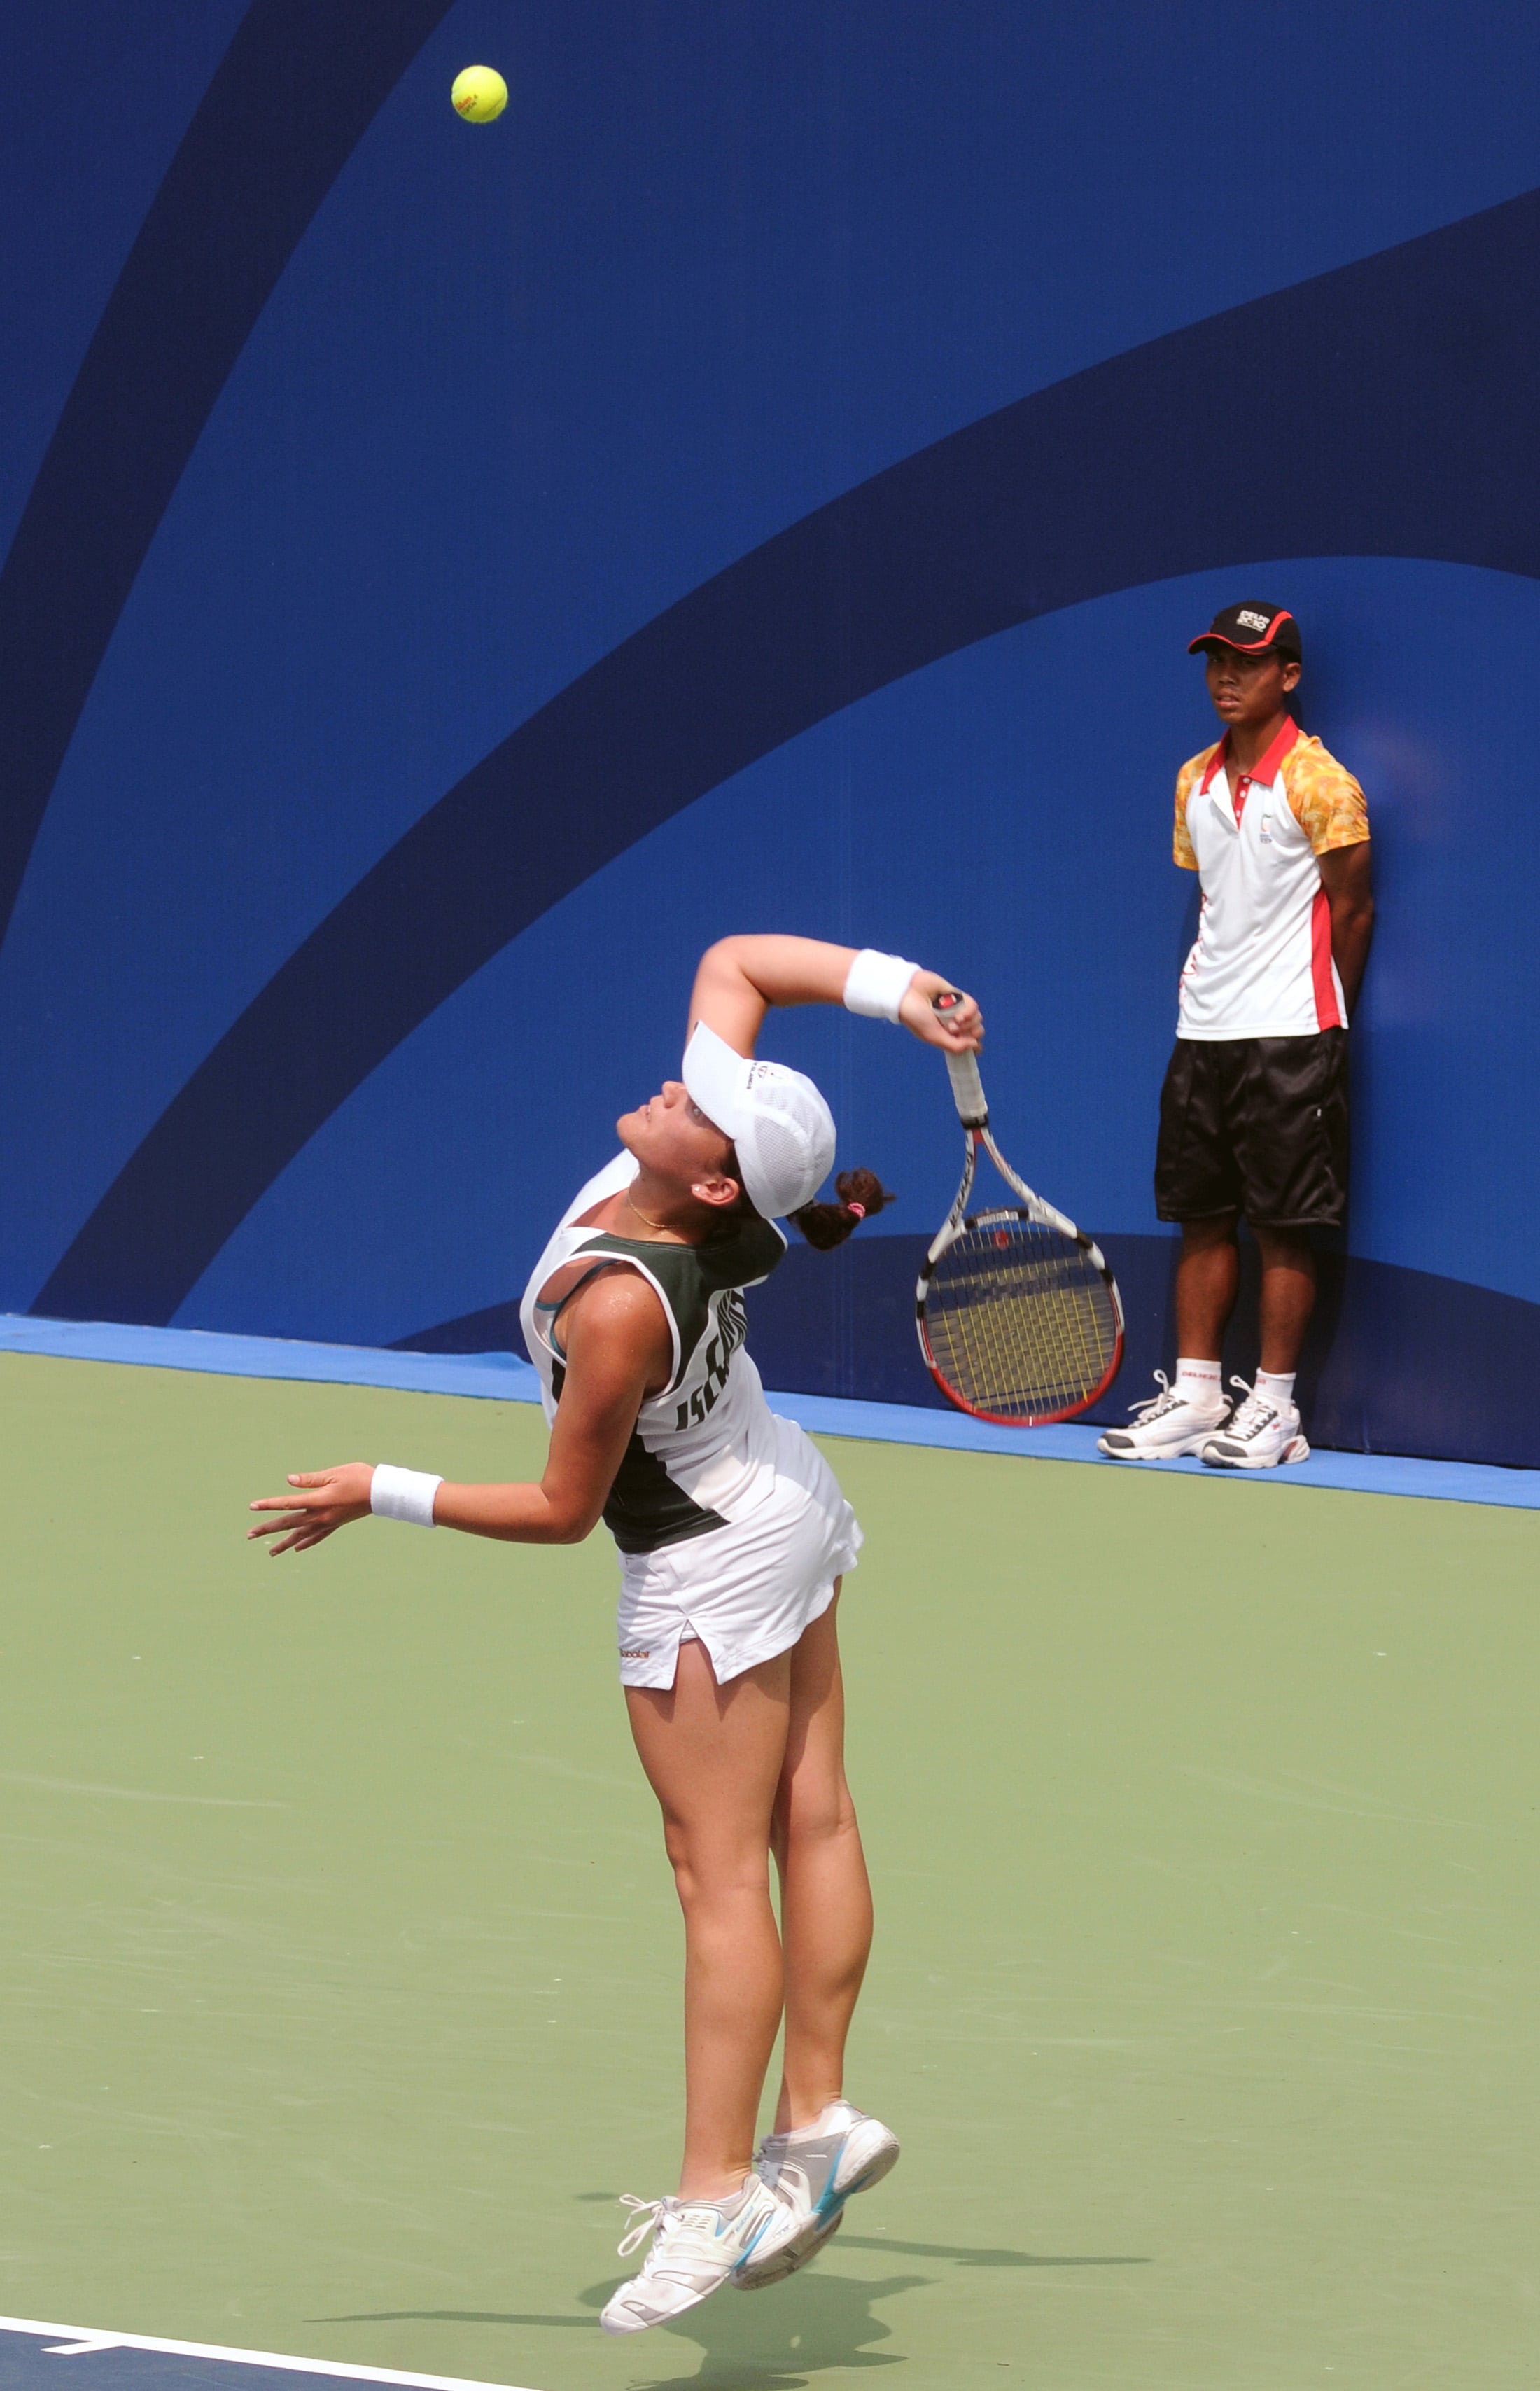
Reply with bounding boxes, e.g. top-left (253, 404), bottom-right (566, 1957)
top-left (451, 64), bottom-right (507, 123)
